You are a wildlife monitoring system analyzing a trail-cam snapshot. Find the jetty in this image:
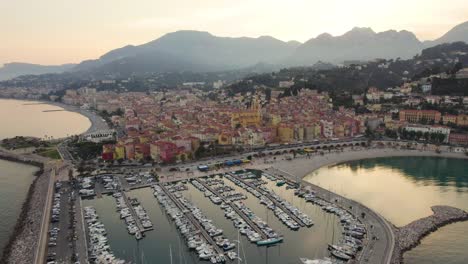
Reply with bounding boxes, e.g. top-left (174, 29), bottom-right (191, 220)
top-left (193, 179), bottom-right (268, 240)
top-left (391, 205), bottom-right (468, 264)
top-left (120, 191), bottom-right (153, 233)
top-left (42, 109), bottom-right (65, 112)
top-left (228, 172), bottom-right (305, 227)
top-left (157, 183), bottom-right (224, 255)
